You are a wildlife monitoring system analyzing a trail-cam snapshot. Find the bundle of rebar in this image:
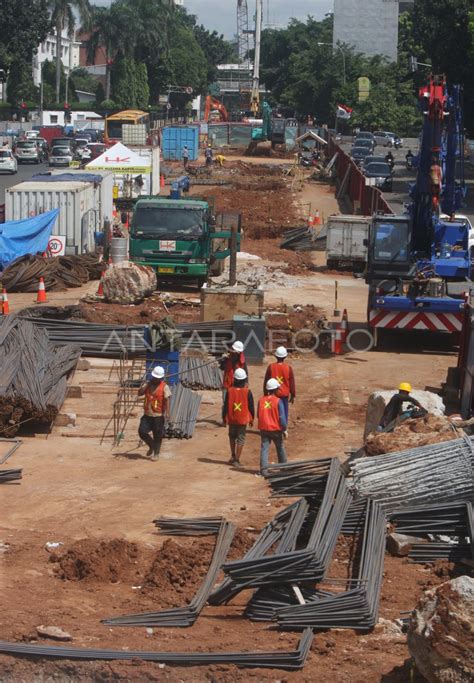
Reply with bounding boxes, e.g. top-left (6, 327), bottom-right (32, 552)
top-left (280, 227), bottom-right (318, 251)
top-left (0, 628), bottom-right (314, 670)
top-left (19, 318), bottom-right (234, 358)
top-left (2, 253), bottom-right (105, 292)
top-left (179, 355), bottom-right (223, 390)
top-left (0, 438), bottom-right (22, 465)
top-left (102, 518), bottom-right (235, 628)
top-left (153, 517), bottom-right (225, 535)
top-left (276, 499), bottom-right (386, 631)
top-left (350, 436), bottom-right (474, 512)
top-left (164, 384), bottom-right (202, 439)
top-left (264, 458), bottom-right (334, 498)
top-left (0, 468), bottom-right (22, 483)
top-left (0, 316), bottom-right (81, 436)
